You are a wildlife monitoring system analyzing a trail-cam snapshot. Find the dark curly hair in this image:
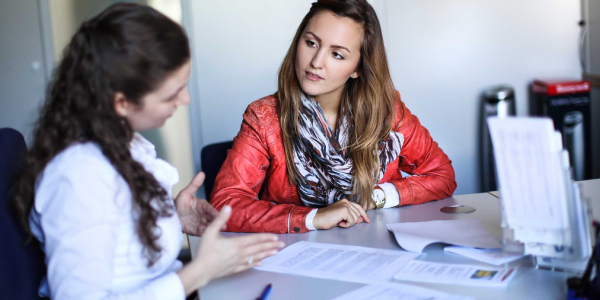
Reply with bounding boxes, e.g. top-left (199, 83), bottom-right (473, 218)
top-left (12, 3), bottom-right (190, 266)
